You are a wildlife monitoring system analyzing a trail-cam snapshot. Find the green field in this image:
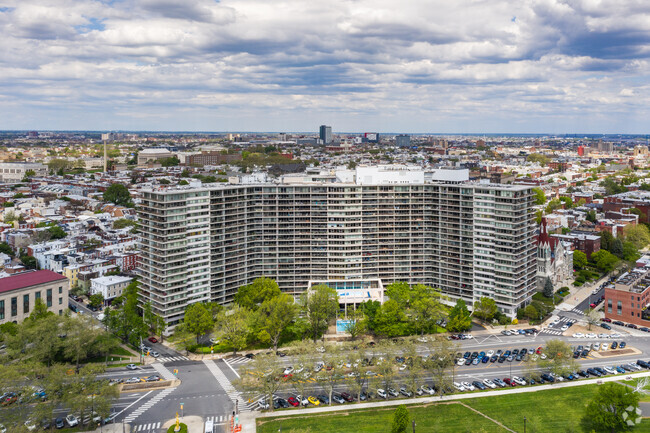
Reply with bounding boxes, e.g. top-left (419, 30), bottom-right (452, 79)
top-left (257, 385), bottom-right (650, 433)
